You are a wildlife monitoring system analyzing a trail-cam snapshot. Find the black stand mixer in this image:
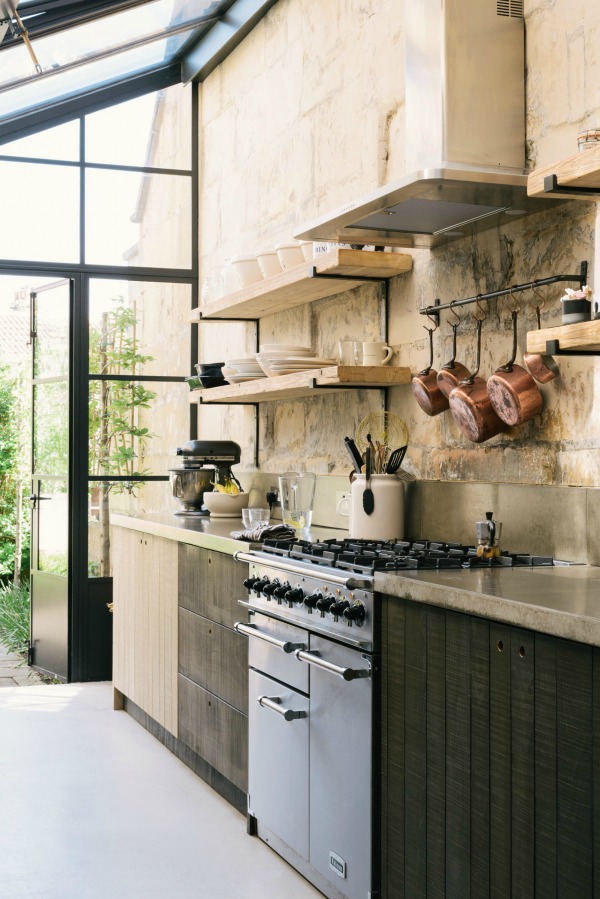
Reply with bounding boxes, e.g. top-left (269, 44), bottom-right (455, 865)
top-left (168, 440), bottom-right (242, 515)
